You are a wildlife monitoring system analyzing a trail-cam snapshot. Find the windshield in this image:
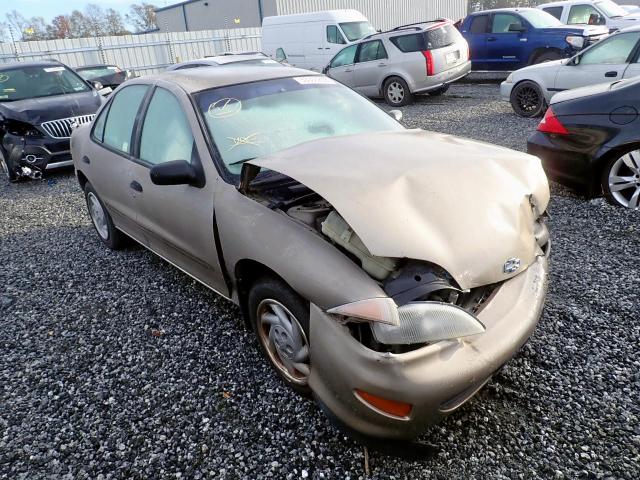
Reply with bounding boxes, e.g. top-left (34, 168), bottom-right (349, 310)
top-left (196, 76), bottom-right (403, 175)
top-left (596, 0), bottom-right (629, 18)
top-left (0, 65), bottom-right (90, 102)
top-left (519, 9), bottom-right (563, 28)
top-left (77, 66), bottom-right (120, 80)
top-left (339, 21), bottom-right (376, 41)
